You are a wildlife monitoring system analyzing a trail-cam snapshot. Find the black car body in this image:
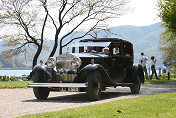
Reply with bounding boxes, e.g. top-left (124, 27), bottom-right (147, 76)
top-left (28, 38), bottom-right (144, 100)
